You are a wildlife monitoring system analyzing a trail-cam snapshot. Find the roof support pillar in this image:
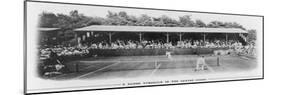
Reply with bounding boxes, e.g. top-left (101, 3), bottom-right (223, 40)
top-left (82, 34), bottom-right (86, 41)
top-left (203, 33), bottom-right (206, 43)
top-left (179, 32), bottom-right (183, 41)
top-left (75, 32), bottom-right (82, 47)
top-left (77, 37), bottom-right (81, 47)
top-left (86, 32), bottom-right (90, 37)
top-left (166, 33), bottom-right (169, 43)
top-left (74, 33), bottom-right (79, 46)
top-left (138, 32), bottom-right (143, 42)
top-left (108, 32), bottom-right (112, 44)
top-left (225, 33), bottom-right (228, 41)
top-left (91, 31), bottom-right (94, 36)
top-left (106, 32), bottom-right (116, 45)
